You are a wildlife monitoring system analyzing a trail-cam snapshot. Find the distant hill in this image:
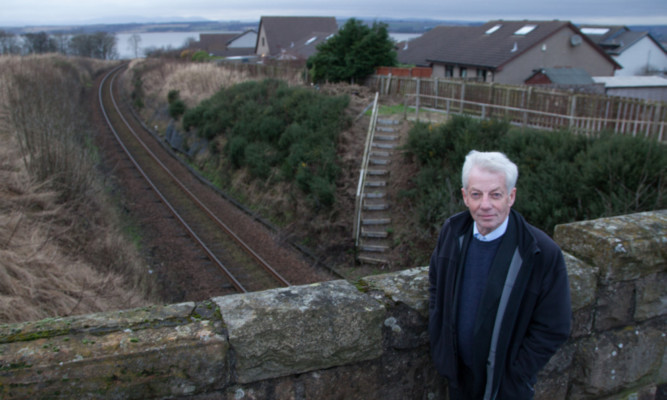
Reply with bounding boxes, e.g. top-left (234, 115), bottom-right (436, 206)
top-left (3, 19), bottom-right (665, 43)
top-left (2, 18), bottom-right (484, 35)
top-left (1, 20), bottom-right (258, 35)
